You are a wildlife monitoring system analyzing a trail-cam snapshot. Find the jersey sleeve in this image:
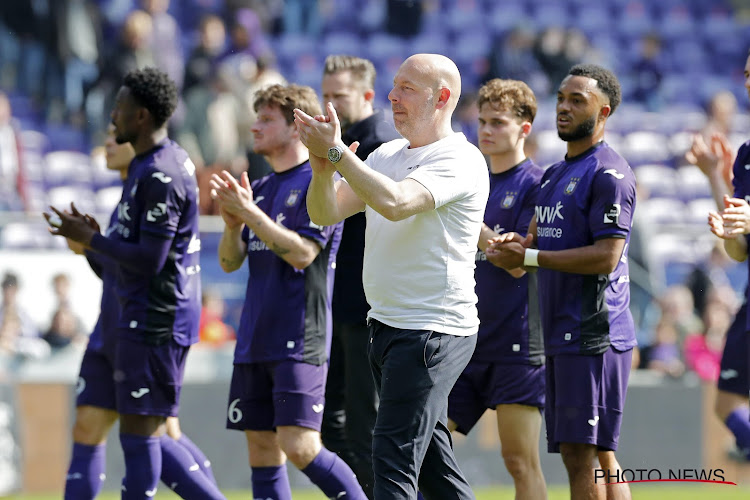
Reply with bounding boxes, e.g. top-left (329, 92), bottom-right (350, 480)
top-left (589, 164), bottom-right (636, 240)
top-left (138, 169), bottom-right (184, 239)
